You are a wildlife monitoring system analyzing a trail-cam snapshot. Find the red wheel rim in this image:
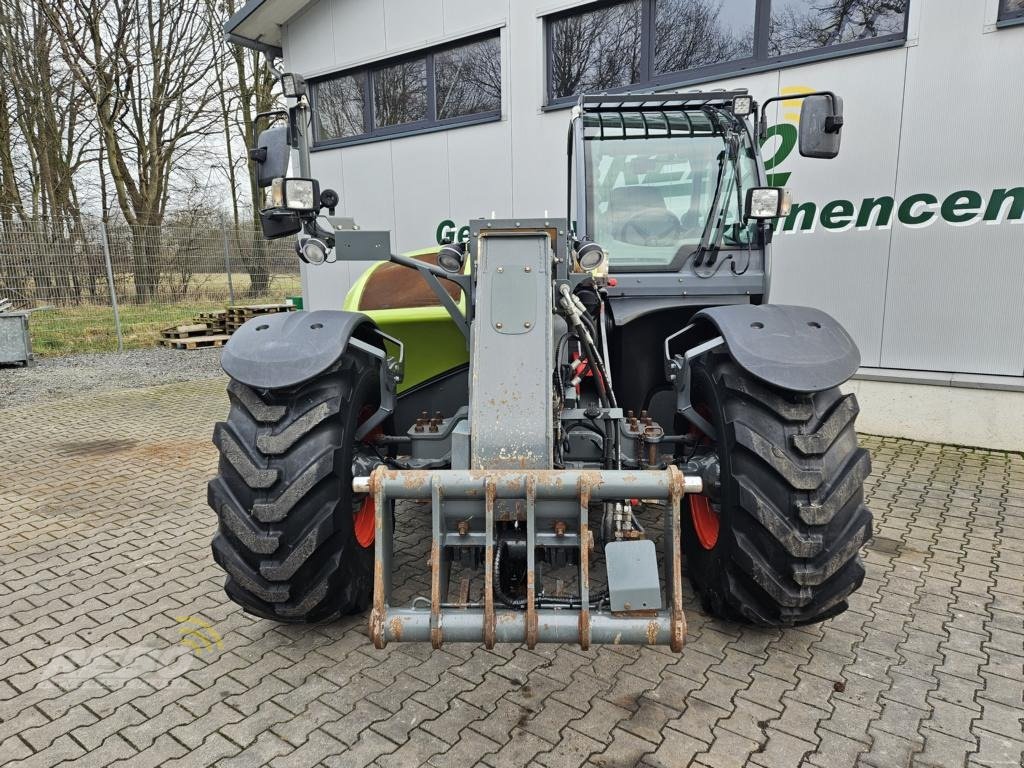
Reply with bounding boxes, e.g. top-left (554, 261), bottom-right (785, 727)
top-left (689, 494), bottom-right (719, 550)
top-left (687, 402), bottom-right (719, 550)
top-left (353, 404), bottom-right (380, 548)
top-left (354, 496), bottom-right (375, 548)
